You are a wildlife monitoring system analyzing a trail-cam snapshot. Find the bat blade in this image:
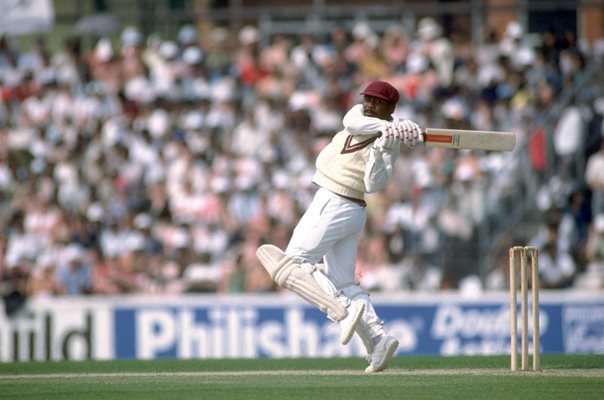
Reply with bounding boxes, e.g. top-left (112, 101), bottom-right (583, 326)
top-left (423, 128), bottom-right (516, 151)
